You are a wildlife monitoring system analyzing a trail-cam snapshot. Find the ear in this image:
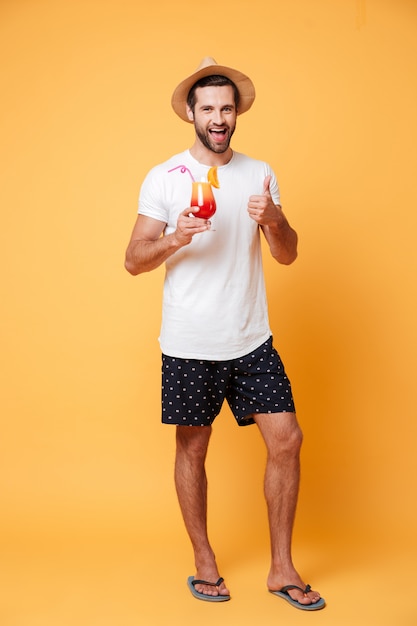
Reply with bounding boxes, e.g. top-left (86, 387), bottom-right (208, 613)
top-left (186, 106), bottom-right (194, 122)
